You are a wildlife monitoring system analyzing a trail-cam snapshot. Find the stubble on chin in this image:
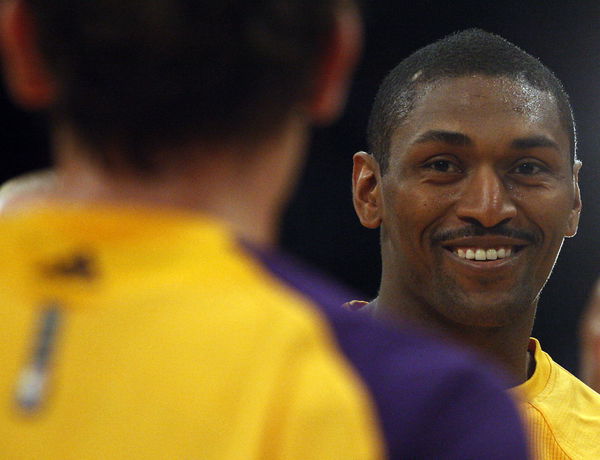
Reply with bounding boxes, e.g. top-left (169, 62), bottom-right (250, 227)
top-left (427, 272), bottom-right (535, 328)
